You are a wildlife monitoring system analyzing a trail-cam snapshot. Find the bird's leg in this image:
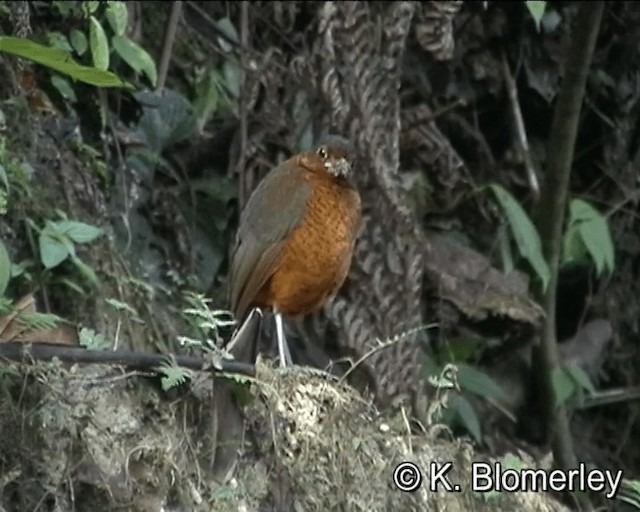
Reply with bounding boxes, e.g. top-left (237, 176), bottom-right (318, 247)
top-left (274, 309), bottom-right (292, 368)
top-left (227, 308), bottom-right (262, 362)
